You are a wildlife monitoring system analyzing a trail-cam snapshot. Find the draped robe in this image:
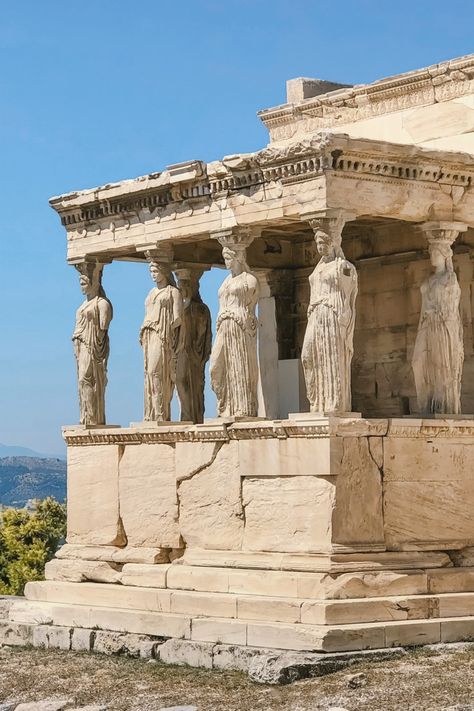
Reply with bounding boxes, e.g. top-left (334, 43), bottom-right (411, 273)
top-left (412, 271), bottom-right (463, 414)
top-left (141, 285), bottom-right (181, 421)
top-left (210, 272), bottom-right (259, 417)
top-left (73, 296), bottom-right (112, 425)
top-left (301, 257), bottom-right (358, 413)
